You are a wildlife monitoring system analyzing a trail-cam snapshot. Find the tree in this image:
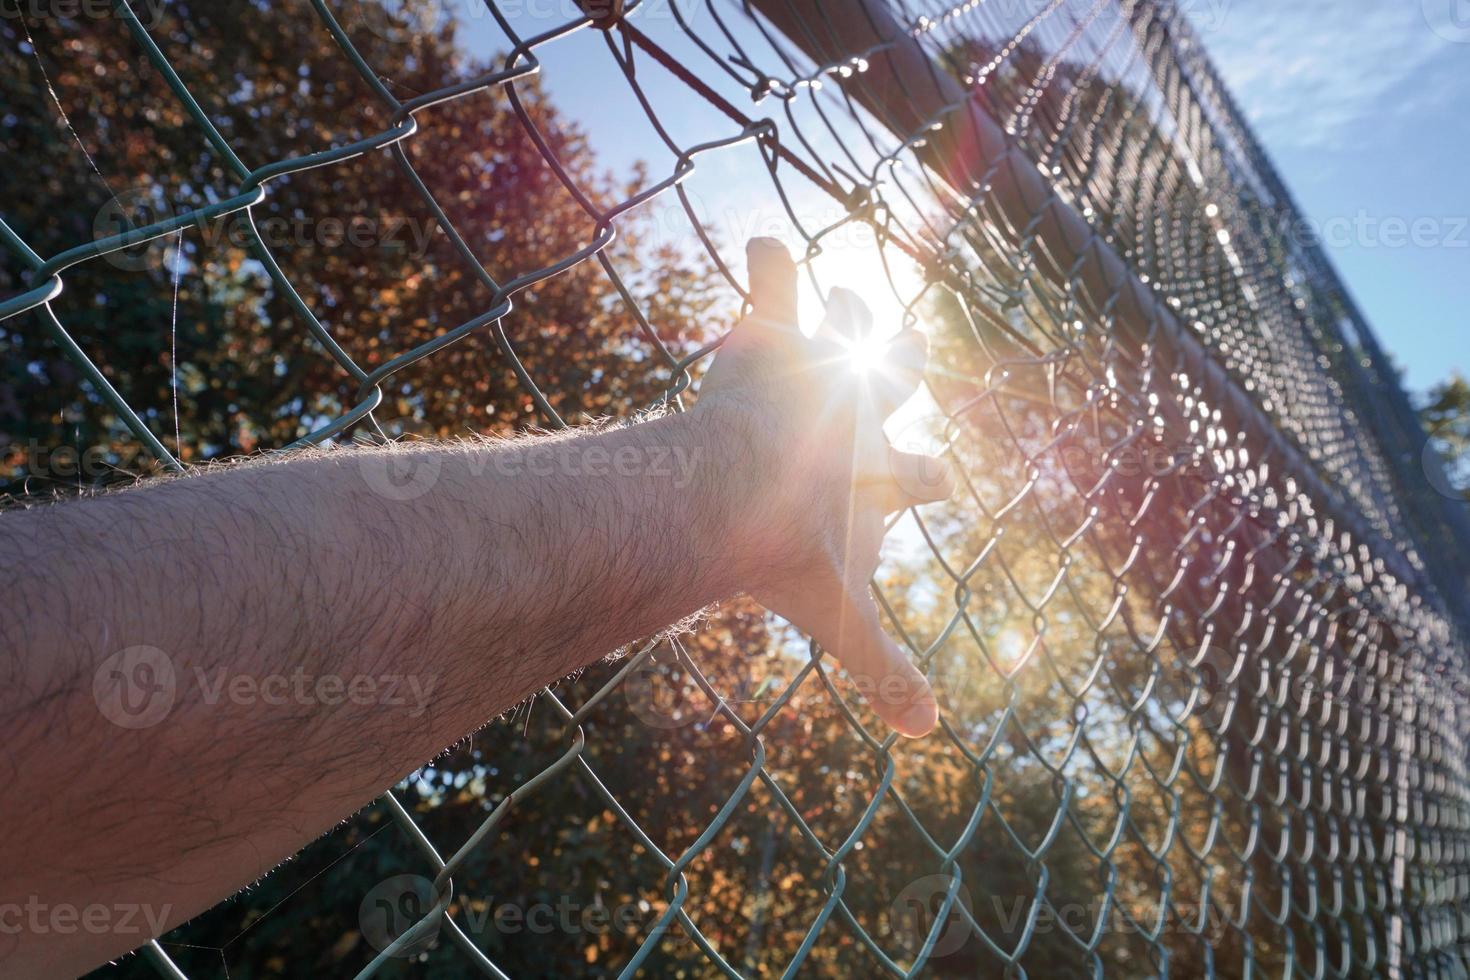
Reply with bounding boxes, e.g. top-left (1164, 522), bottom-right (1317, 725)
top-left (1, 0), bottom-right (725, 494)
top-left (1420, 372), bottom-right (1470, 500)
